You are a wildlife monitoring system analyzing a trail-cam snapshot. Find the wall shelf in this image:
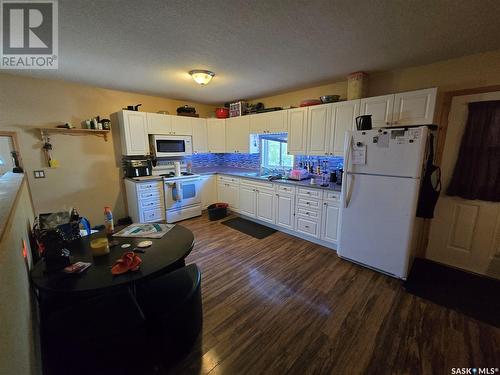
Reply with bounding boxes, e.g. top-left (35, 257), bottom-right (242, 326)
top-left (38, 128), bottom-right (110, 141)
